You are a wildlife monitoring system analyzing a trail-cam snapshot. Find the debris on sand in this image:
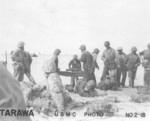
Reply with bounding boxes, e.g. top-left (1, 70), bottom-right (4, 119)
top-left (27, 85), bottom-right (47, 100)
top-left (25, 84), bottom-right (86, 116)
top-left (136, 86), bottom-right (150, 95)
top-left (74, 79), bottom-right (98, 97)
top-left (25, 85), bottom-right (72, 116)
top-left (130, 94), bottom-right (150, 103)
top-left (86, 100), bottom-right (118, 117)
top-left (26, 86), bottom-right (55, 115)
top-left (65, 84), bottom-right (74, 92)
top-left (97, 78), bottom-right (118, 91)
top-left (104, 96), bottom-right (120, 103)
